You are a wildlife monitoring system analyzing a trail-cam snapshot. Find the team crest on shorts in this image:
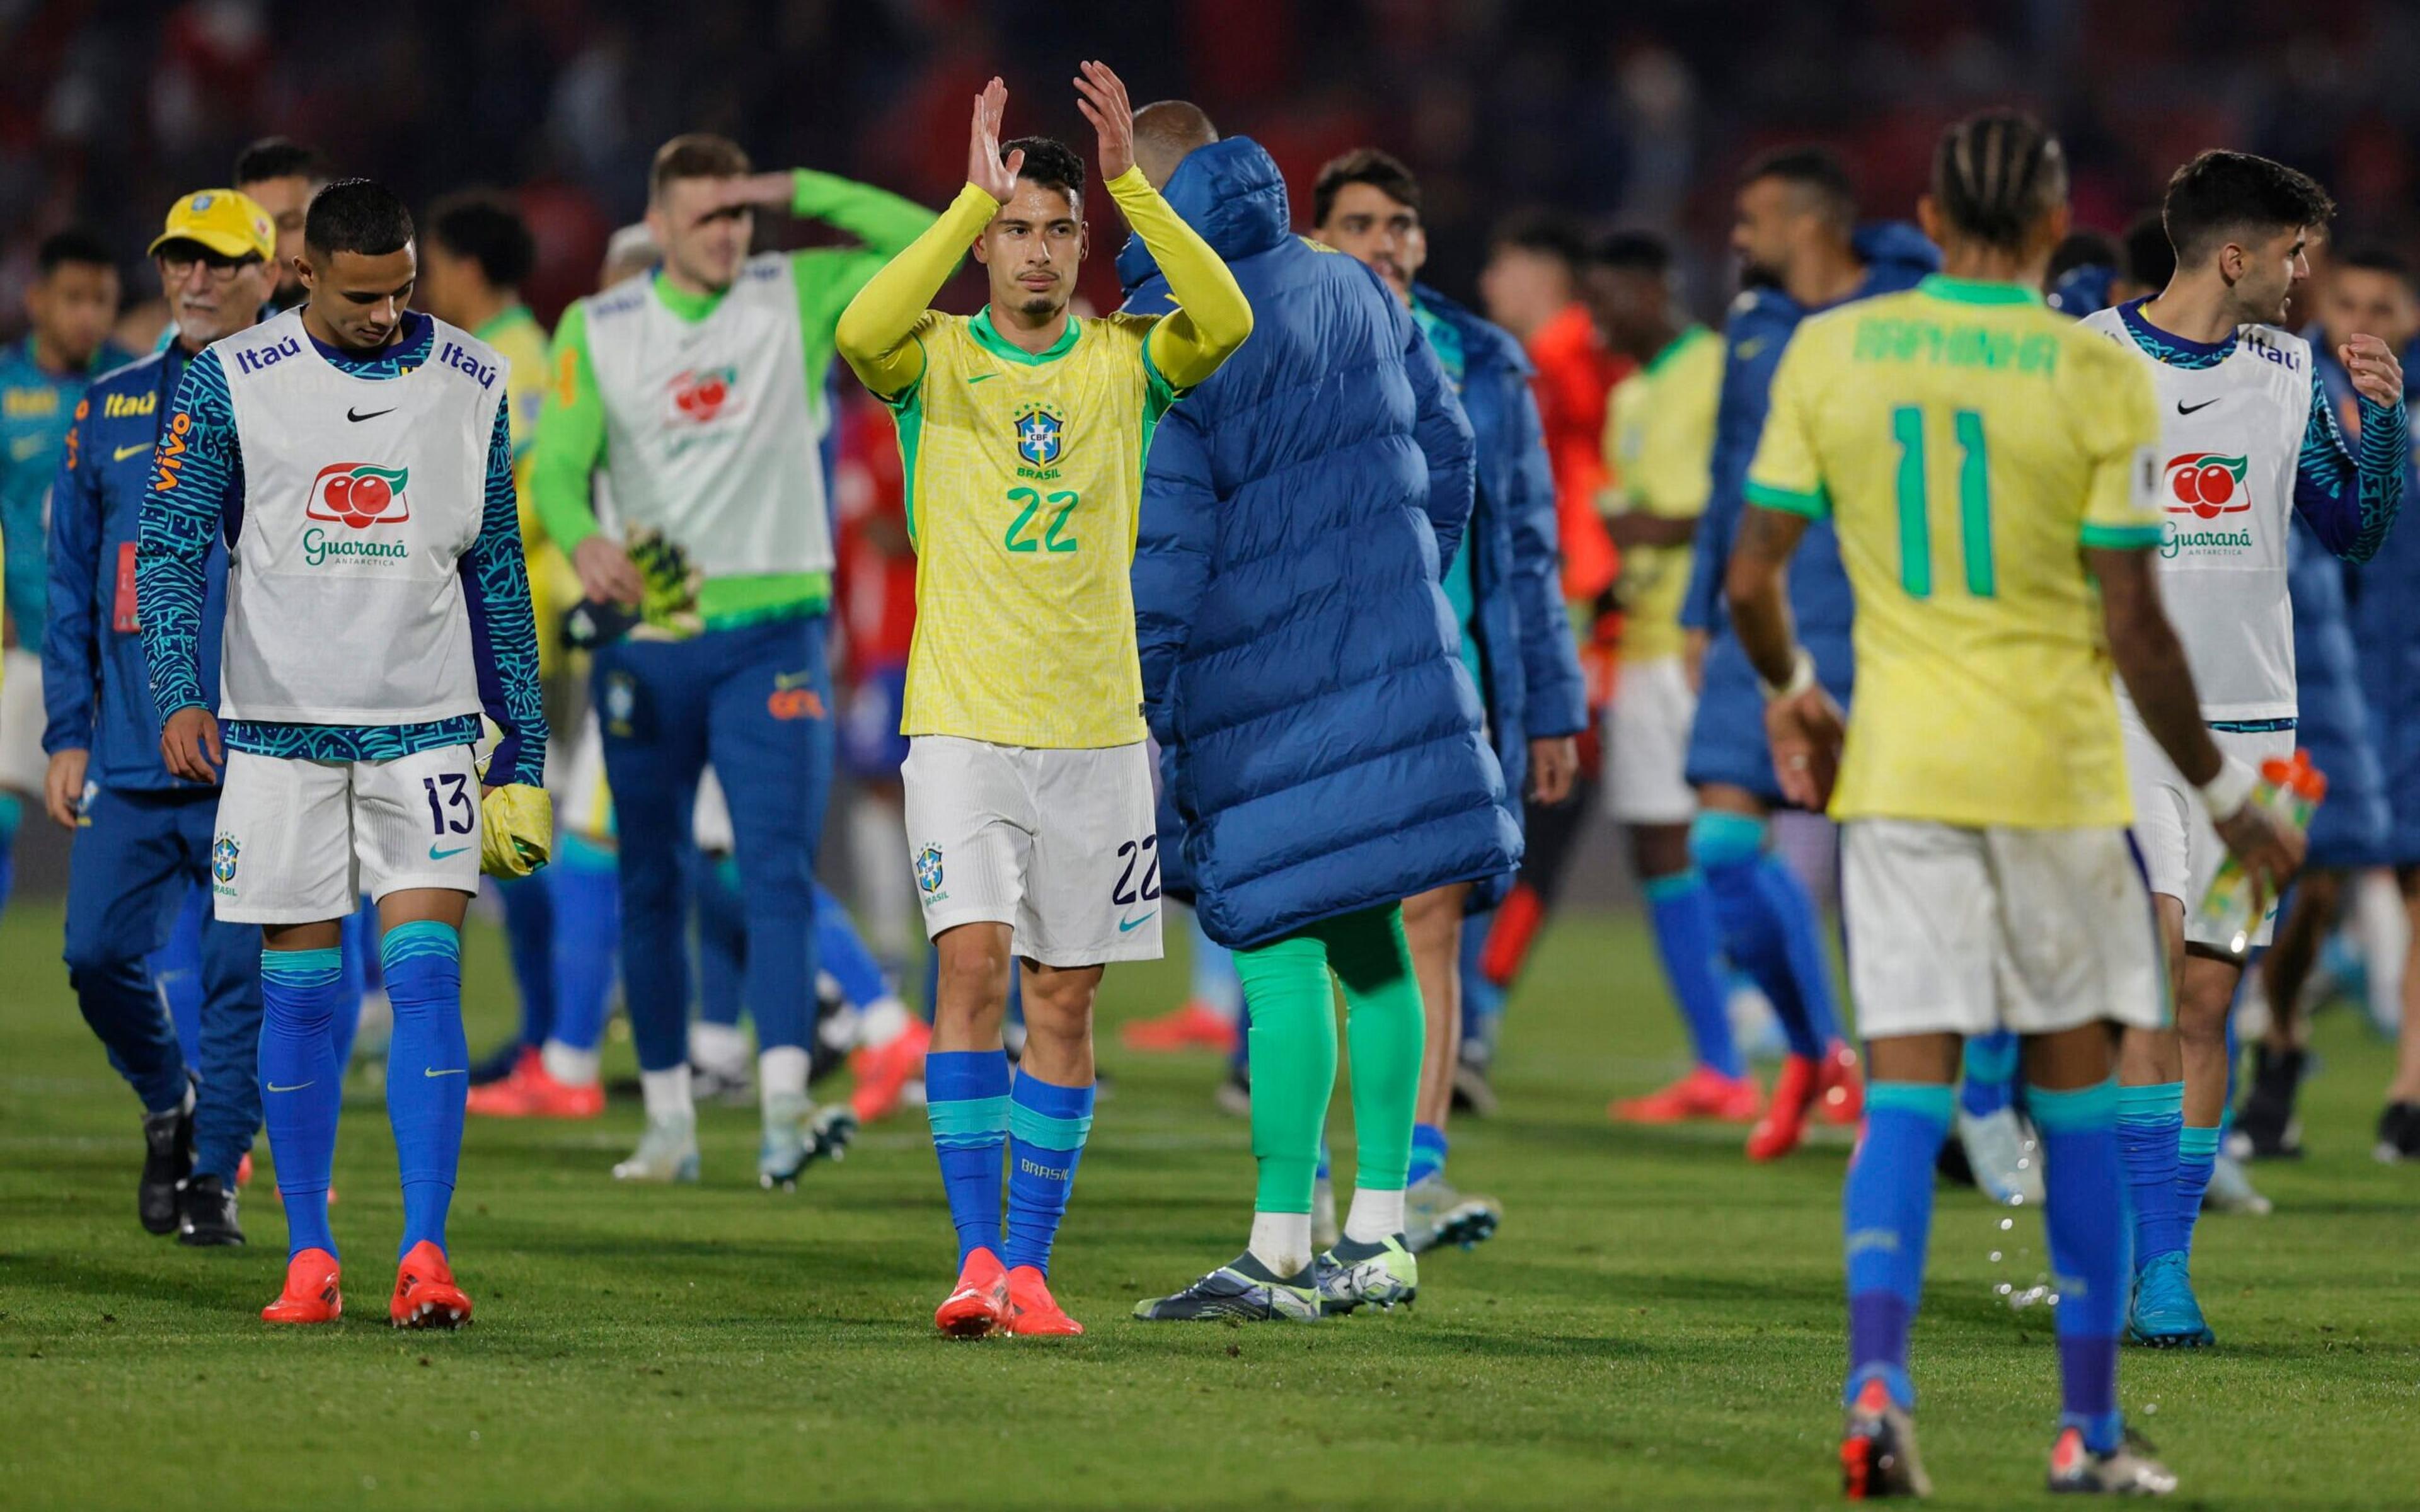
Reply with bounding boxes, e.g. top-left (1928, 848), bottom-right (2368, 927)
top-left (914, 843), bottom-right (945, 898)
top-left (602, 671), bottom-right (639, 738)
top-left (210, 832), bottom-right (241, 891)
